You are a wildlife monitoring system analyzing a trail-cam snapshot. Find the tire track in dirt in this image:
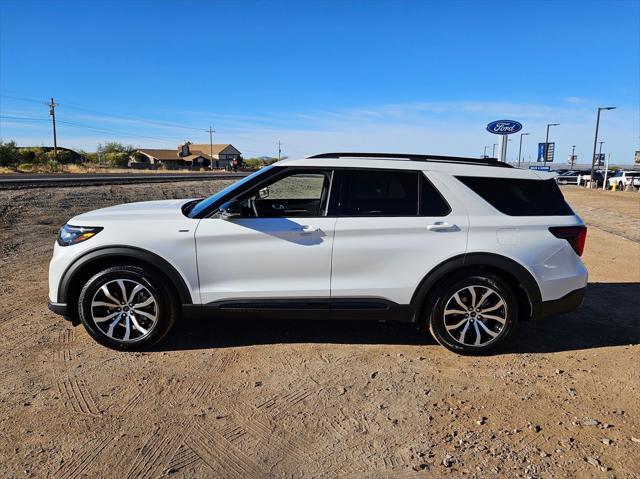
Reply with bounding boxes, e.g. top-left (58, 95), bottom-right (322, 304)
top-left (185, 420), bottom-right (266, 478)
top-left (49, 326), bottom-right (102, 417)
top-left (54, 435), bottom-right (114, 479)
top-left (125, 423), bottom-right (187, 479)
top-left (53, 329), bottom-right (75, 363)
top-left (56, 377), bottom-right (101, 416)
top-left (254, 386), bottom-right (315, 419)
top-left (165, 443), bottom-right (201, 474)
